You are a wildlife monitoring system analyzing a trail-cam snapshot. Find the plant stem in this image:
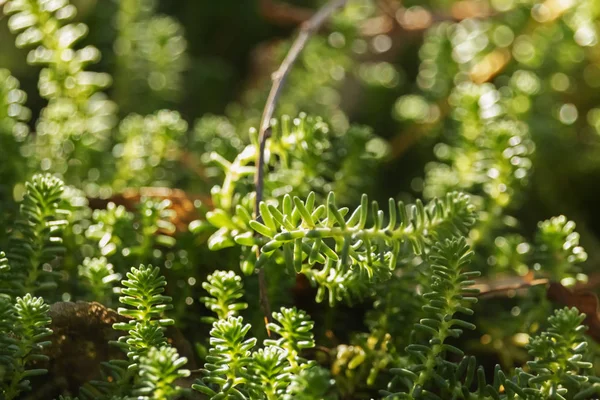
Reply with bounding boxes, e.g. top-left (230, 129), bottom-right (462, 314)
top-left (253, 0), bottom-right (348, 330)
